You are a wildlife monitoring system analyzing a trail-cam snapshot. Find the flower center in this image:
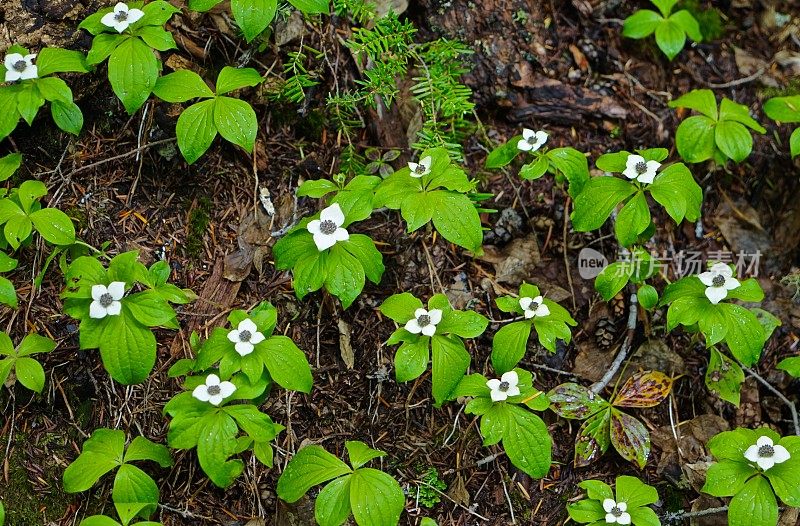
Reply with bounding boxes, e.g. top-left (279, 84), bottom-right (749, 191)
top-left (417, 314), bottom-right (431, 327)
top-left (527, 135), bottom-right (539, 145)
top-left (712, 274), bottom-right (725, 287)
top-left (99, 292), bottom-right (115, 307)
top-left (13, 60), bottom-right (27, 72)
top-left (239, 330), bottom-right (252, 342)
top-left (415, 164), bottom-right (427, 174)
top-left (498, 381), bottom-right (510, 392)
top-left (114, 10), bottom-right (128, 21)
top-left (635, 161), bottom-right (648, 175)
top-left (529, 301), bottom-right (539, 311)
top-left (207, 385), bottom-right (221, 395)
top-left (319, 220), bottom-right (337, 235)
top-left (610, 506), bottom-right (623, 517)
top-left (758, 445), bottom-right (775, 457)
